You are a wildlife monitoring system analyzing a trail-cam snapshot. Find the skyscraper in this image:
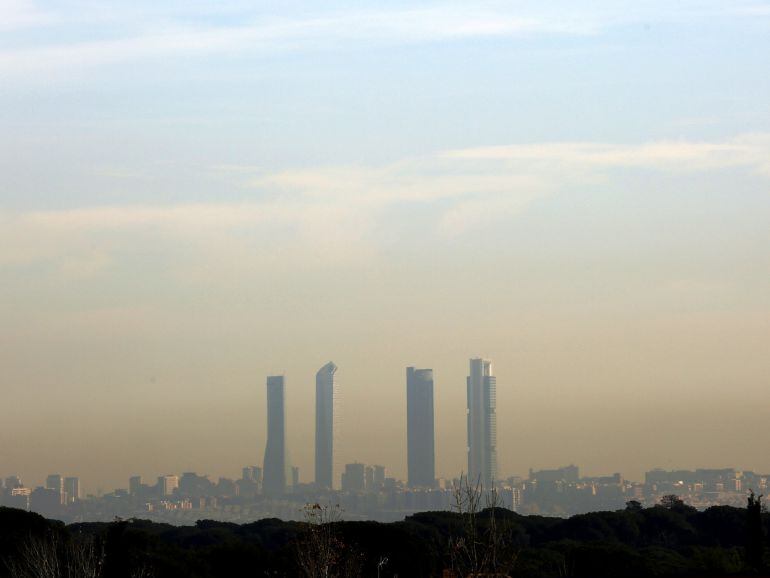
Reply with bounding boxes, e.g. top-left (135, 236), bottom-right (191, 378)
top-left (341, 463), bottom-right (365, 492)
top-left (467, 358), bottom-right (497, 488)
top-left (63, 477), bottom-right (80, 504)
top-left (45, 474), bottom-right (64, 505)
top-left (45, 474), bottom-right (63, 492)
top-left (4, 476), bottom-right (22, 490)
top-left (373, 465), bottom-right (386, 490)
top-left (315, 361), bottom-right (338, 490)
top-left (407, 366), bottom-right (435, 488)
top-left (129, 475), bottom-right (143, 496)
top-left (157, 475), bottom-right (179, 497)
top-left (262, 375), bottom-right (287, 496)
